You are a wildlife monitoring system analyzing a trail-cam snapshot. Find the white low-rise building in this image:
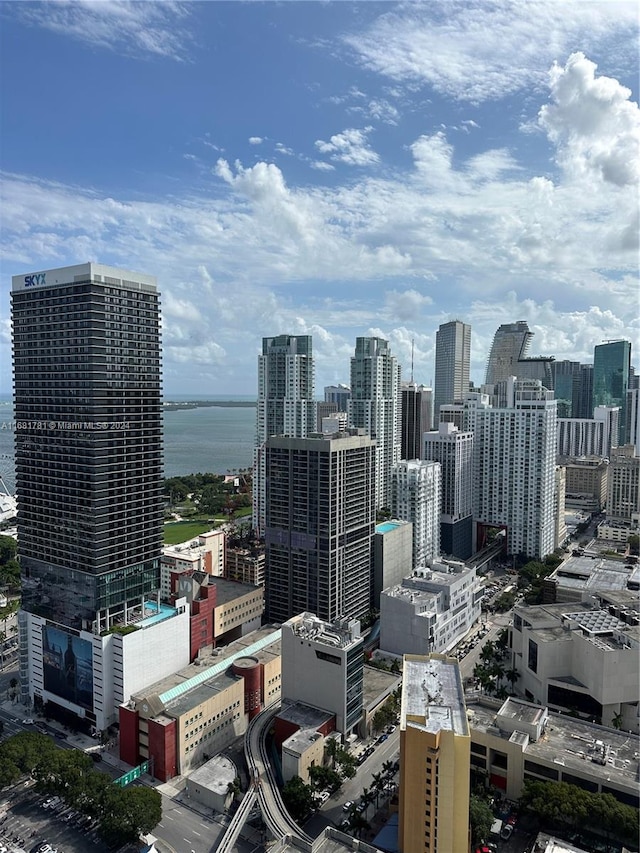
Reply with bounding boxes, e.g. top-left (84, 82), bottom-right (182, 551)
top-left (510, 600), bottom-right (640, 733)
top-left (379, 560), bottom-right (483, 657)
top-left (161, 530), bottom-right (225, 600)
